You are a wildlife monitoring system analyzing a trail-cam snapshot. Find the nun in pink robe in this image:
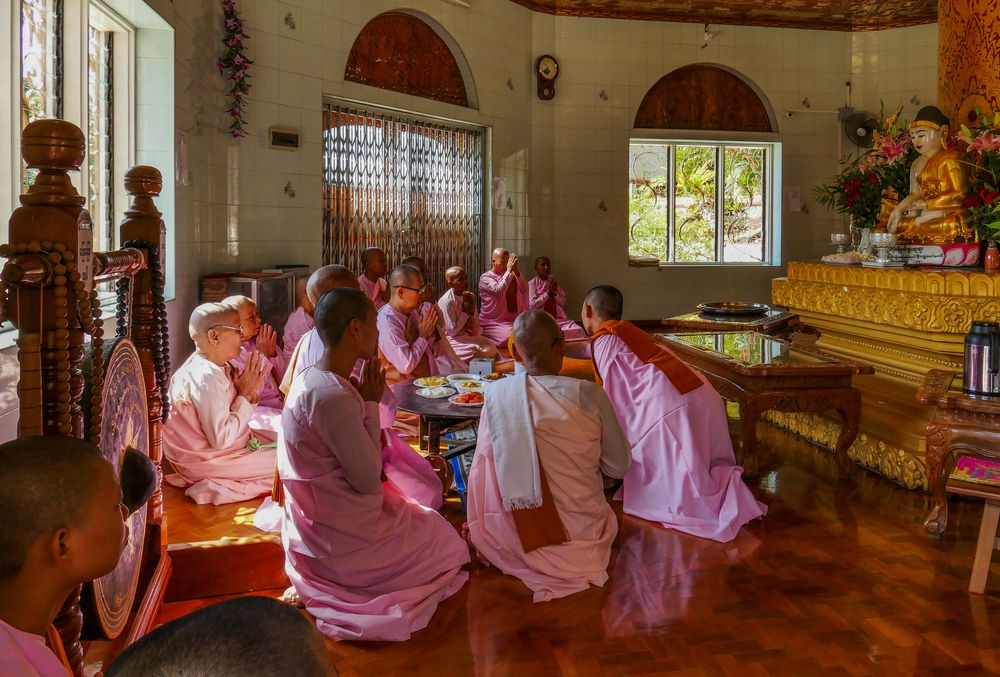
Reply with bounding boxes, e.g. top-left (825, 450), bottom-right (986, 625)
top-left (377, 302), bottom-right (467, 377)
top-left (358, 274), bottom-right (387, 310)
top-left (467, 370), bottom-right (631, 602)
top-left (164, 353), bottom-right (277, 505)
top-left (281, 305), bottom-right (313, 365)
top-left (0, 620), bottom-right (67, 677)
top-left (437, 287), bottom-right (497, 362)
top-left (528, 276), bottom-right (587, 341)
top-left (478, 268), bottom-right (528, 346)
top-left (281, 327), bottom-right (442, 510)
top-left (280, 366), bottom-right (469, 641)
top-left (590, 320), bottom-right (766, 542)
